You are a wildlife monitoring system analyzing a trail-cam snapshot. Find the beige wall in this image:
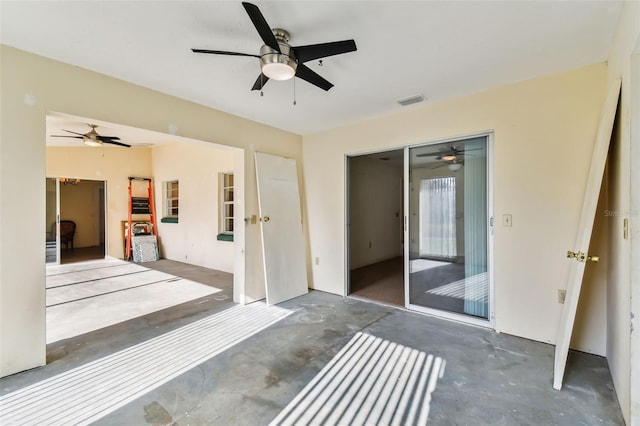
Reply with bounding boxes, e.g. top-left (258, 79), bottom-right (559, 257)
top-left (152, 141), bottom-right (236, 273)
top-left (602, 1), bottom-right (640, 423)
top-left (0, 45), bottom-right (302, 377)
top-left (47, 146), bottom-right (152, 257)
top-left (303, 63), bottom-right (608, 354)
